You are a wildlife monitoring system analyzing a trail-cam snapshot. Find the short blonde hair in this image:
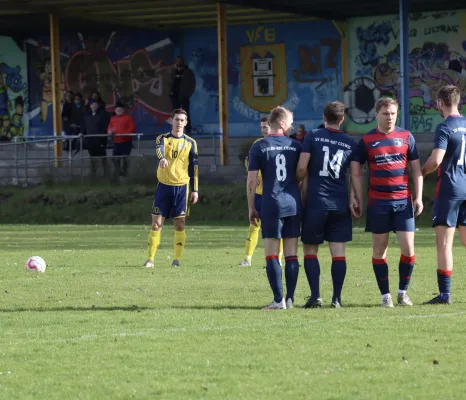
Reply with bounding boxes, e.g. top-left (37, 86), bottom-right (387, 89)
top-left (269, 106), bottom-right (291, 128)
top-left (375, 97), bottom-right (399, 113)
